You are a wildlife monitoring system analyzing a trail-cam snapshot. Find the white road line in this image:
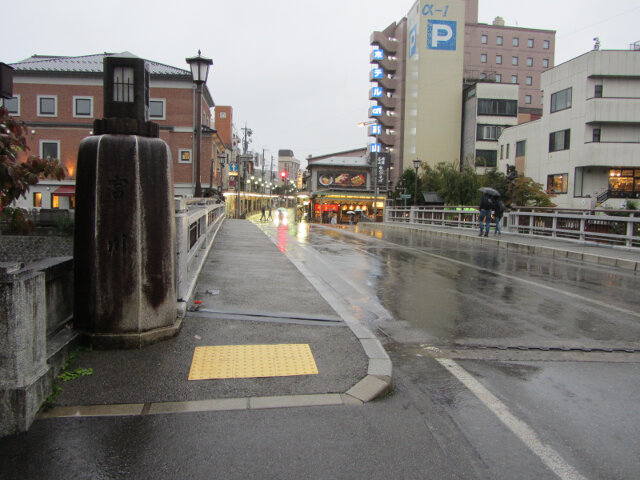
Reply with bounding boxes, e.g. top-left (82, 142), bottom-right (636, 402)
top-left (436, 358), bottom-right (588, 480)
